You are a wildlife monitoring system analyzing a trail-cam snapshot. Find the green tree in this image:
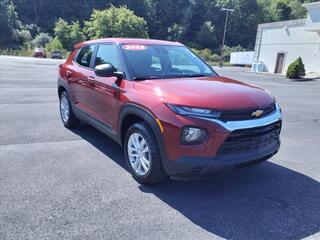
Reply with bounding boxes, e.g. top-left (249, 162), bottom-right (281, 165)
top-left (270, 0), bottom-right (292, 21)
top-left (215, 0), bottom-right (262, 49)
top-left (69, 21), bottom-right (85, 46)
top-left (23, 23), bottom-right (39, 38)
top-left (258, 0), bottom-right (313, 22)
top-left (31, 32), bottom-right (52, 47)
top-left (13, 0), bottom-right (92, 34)
top-left (196, 21), bottom-right (217, 49)
top-left (54, 19), bottom-right (69, 48)
top-left (8, 0), bottom-right (318, 53)
top-left (257, 0), bottom-right (272, 22)
top-left (289, 0), bottom-right (307, 19)
top-left (167, 23), bottom-right (186, 41)
top-left (142, 0), bottom-right (194, 42)
top-left (54, 19), bottom-right (85, 50)
top-left (16, 29), bottom-right (32, 46)
top-left (84, 6), bottom-right (149, 39)
top-left (183, 0), bottom-right (212, 46)
top-left (0, 0), bottom-right (21, 48)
